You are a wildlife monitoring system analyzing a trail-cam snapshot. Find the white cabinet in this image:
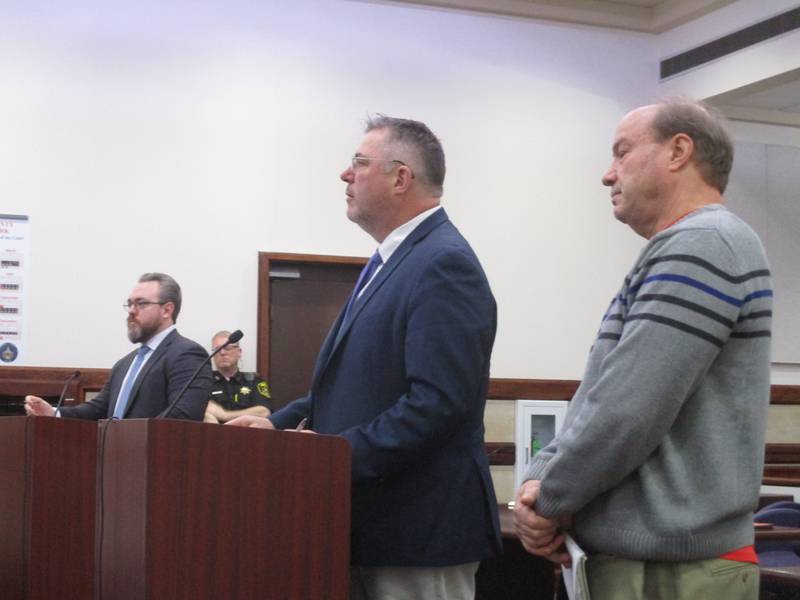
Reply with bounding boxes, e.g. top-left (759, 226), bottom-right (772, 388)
top-left (514, 400), bottom-right (569, 489)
